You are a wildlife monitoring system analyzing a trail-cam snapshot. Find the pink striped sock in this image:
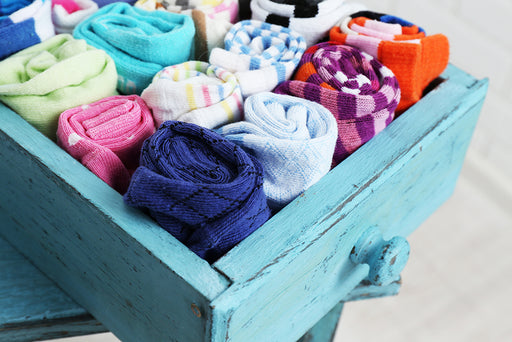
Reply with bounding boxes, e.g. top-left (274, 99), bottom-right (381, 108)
top-left (57, 95), bottom-right (155, 193)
